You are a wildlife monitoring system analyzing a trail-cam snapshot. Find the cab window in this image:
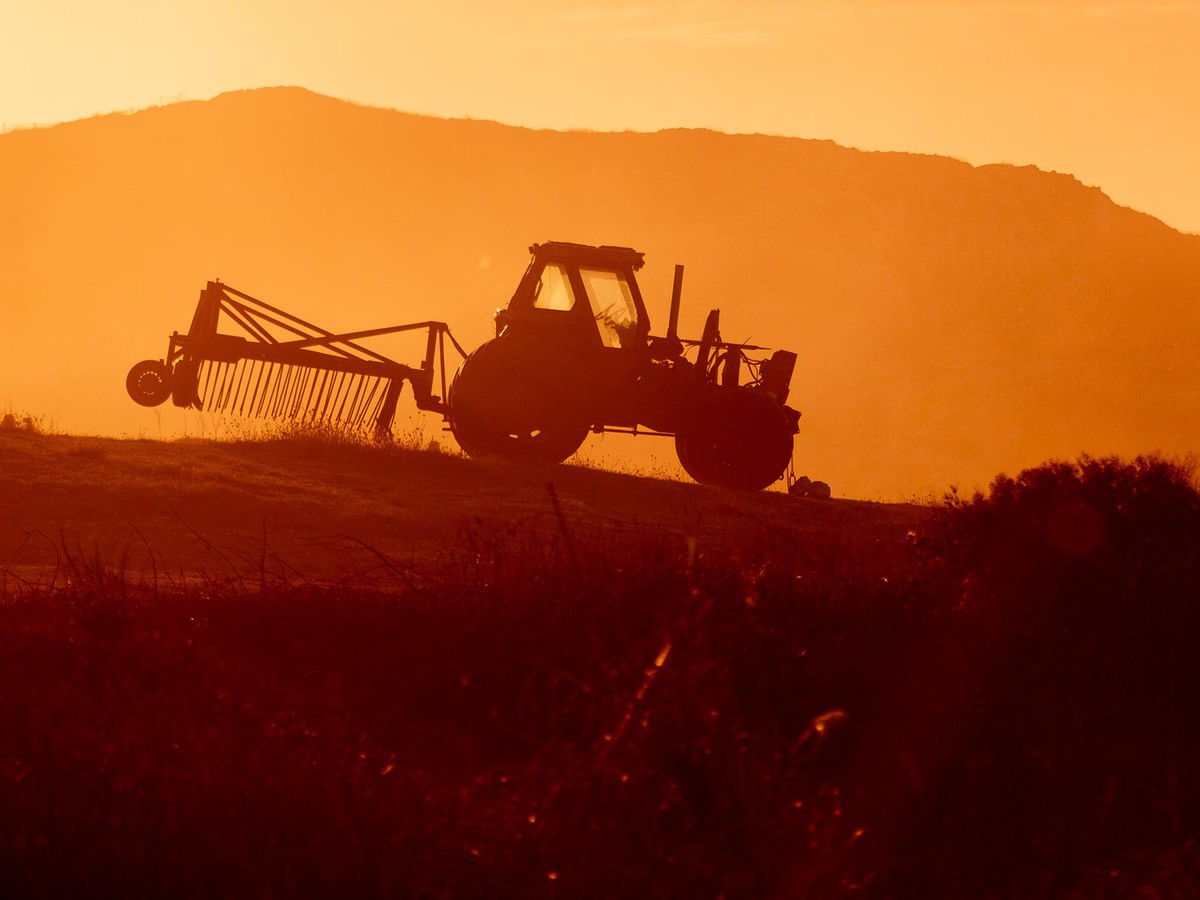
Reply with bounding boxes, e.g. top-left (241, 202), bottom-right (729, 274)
top-left (580, 268), bottom-right (638, 348)
top-left (532, 263), bottom-right (575, 311)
